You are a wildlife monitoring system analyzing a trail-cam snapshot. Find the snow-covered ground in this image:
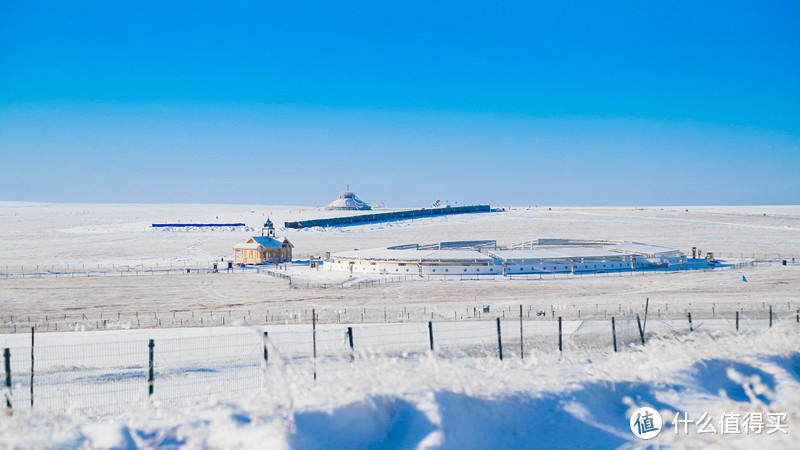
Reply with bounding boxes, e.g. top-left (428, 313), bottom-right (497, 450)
top-left (1, 202), bottom-right (799, 269)
top-left (0, 322), bottom-right (798, 448)
top-left (1, 202), bottom-right (799, 447)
